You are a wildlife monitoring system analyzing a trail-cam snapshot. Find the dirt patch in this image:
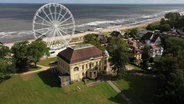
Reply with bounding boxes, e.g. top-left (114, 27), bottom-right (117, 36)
top-left (20, 74), bottom-right (33, 81)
